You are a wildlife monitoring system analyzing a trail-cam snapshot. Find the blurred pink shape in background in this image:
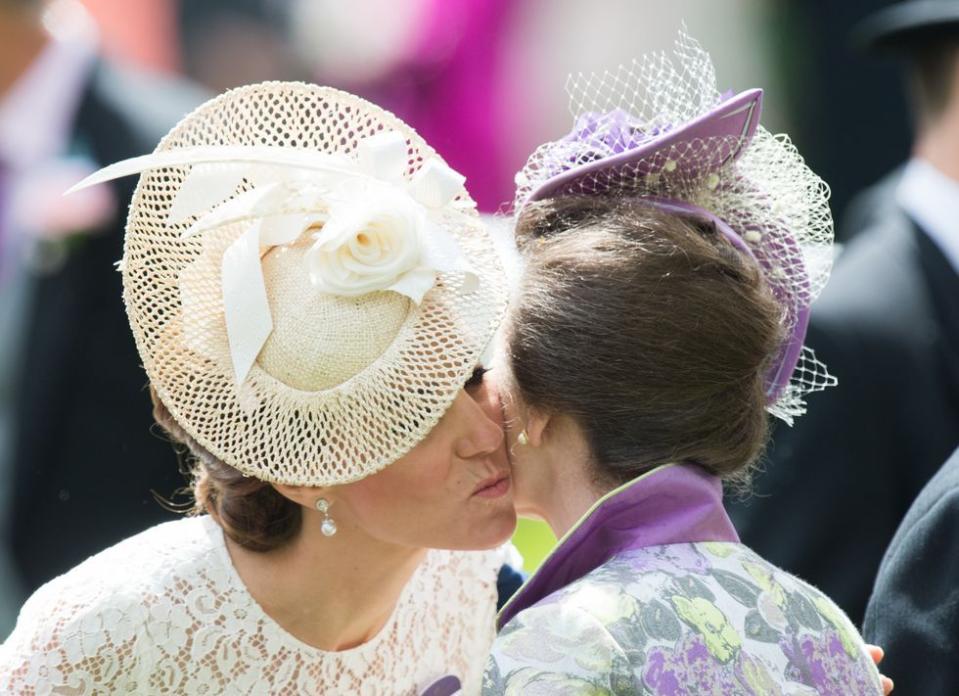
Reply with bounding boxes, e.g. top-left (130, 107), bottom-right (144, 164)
top-left (80, 0), bottom-right (179, 73)
top-left (302, 0), bottom-right (519, 213)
